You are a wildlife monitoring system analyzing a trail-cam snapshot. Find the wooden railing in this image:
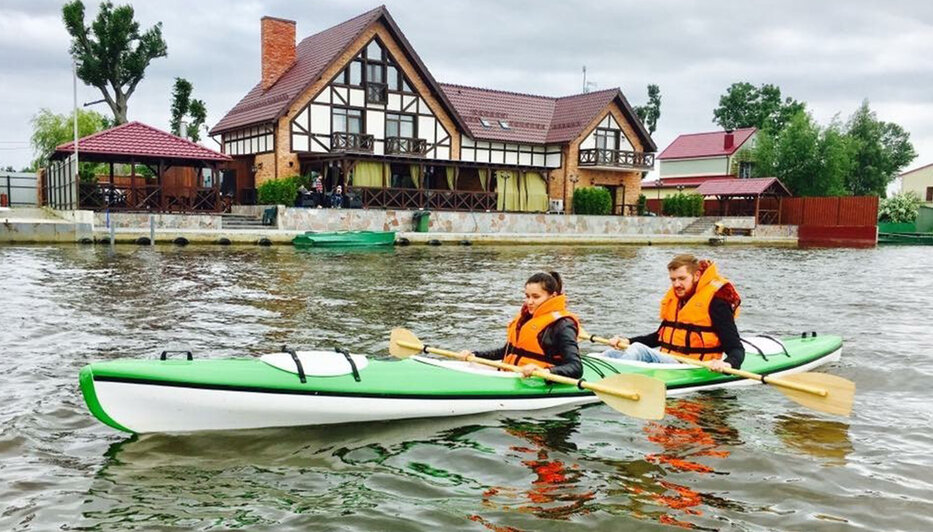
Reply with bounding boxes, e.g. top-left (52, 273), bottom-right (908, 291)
top-left (366, 82), bottom-right (388, 104)
top-left (355, 186), bottom-right (497, 211)
top-left (331, 132), bottom-right (375, 152)
top-left (79, 183), bottom-right (225, 212)
top-left (385, 137), bottom-right (428, 156)
top-left (578, 148), bottom-right (654, 170)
